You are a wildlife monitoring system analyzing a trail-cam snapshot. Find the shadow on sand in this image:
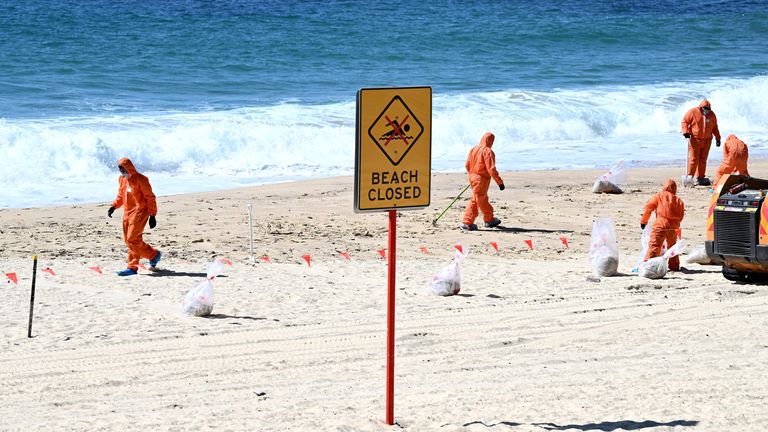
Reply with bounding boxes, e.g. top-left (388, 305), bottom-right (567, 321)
top-left (145, 269), bottom-right (229, 278)
top-left (461, 419), bottom-right (699, 431)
